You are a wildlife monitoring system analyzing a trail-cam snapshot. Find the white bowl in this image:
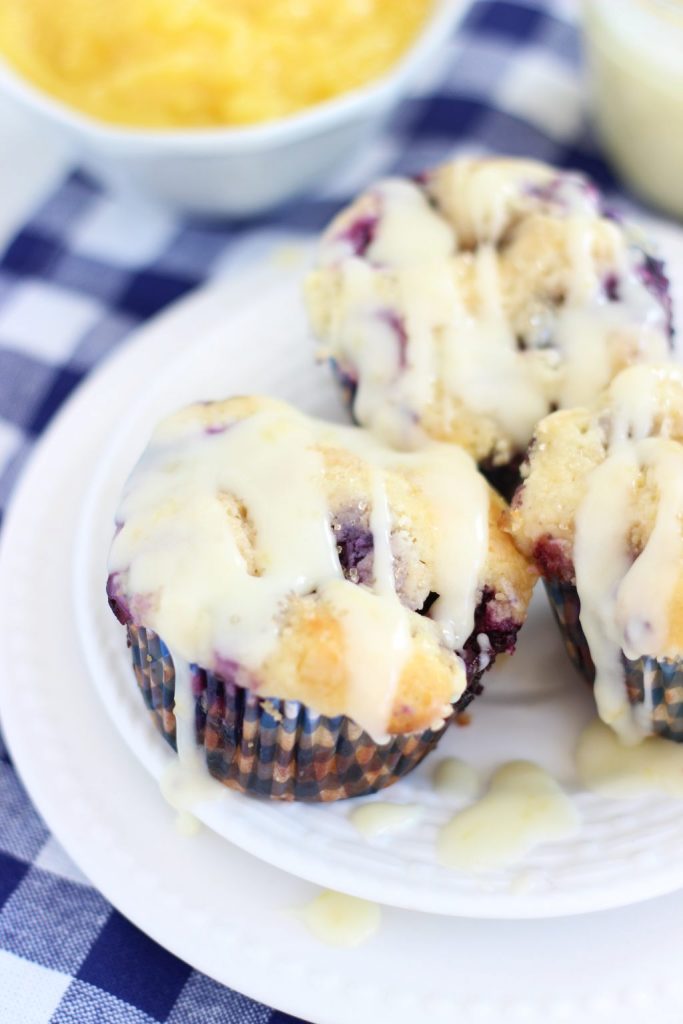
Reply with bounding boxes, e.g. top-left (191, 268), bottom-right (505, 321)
top-left (0, 1), bottom-right (465, 217)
